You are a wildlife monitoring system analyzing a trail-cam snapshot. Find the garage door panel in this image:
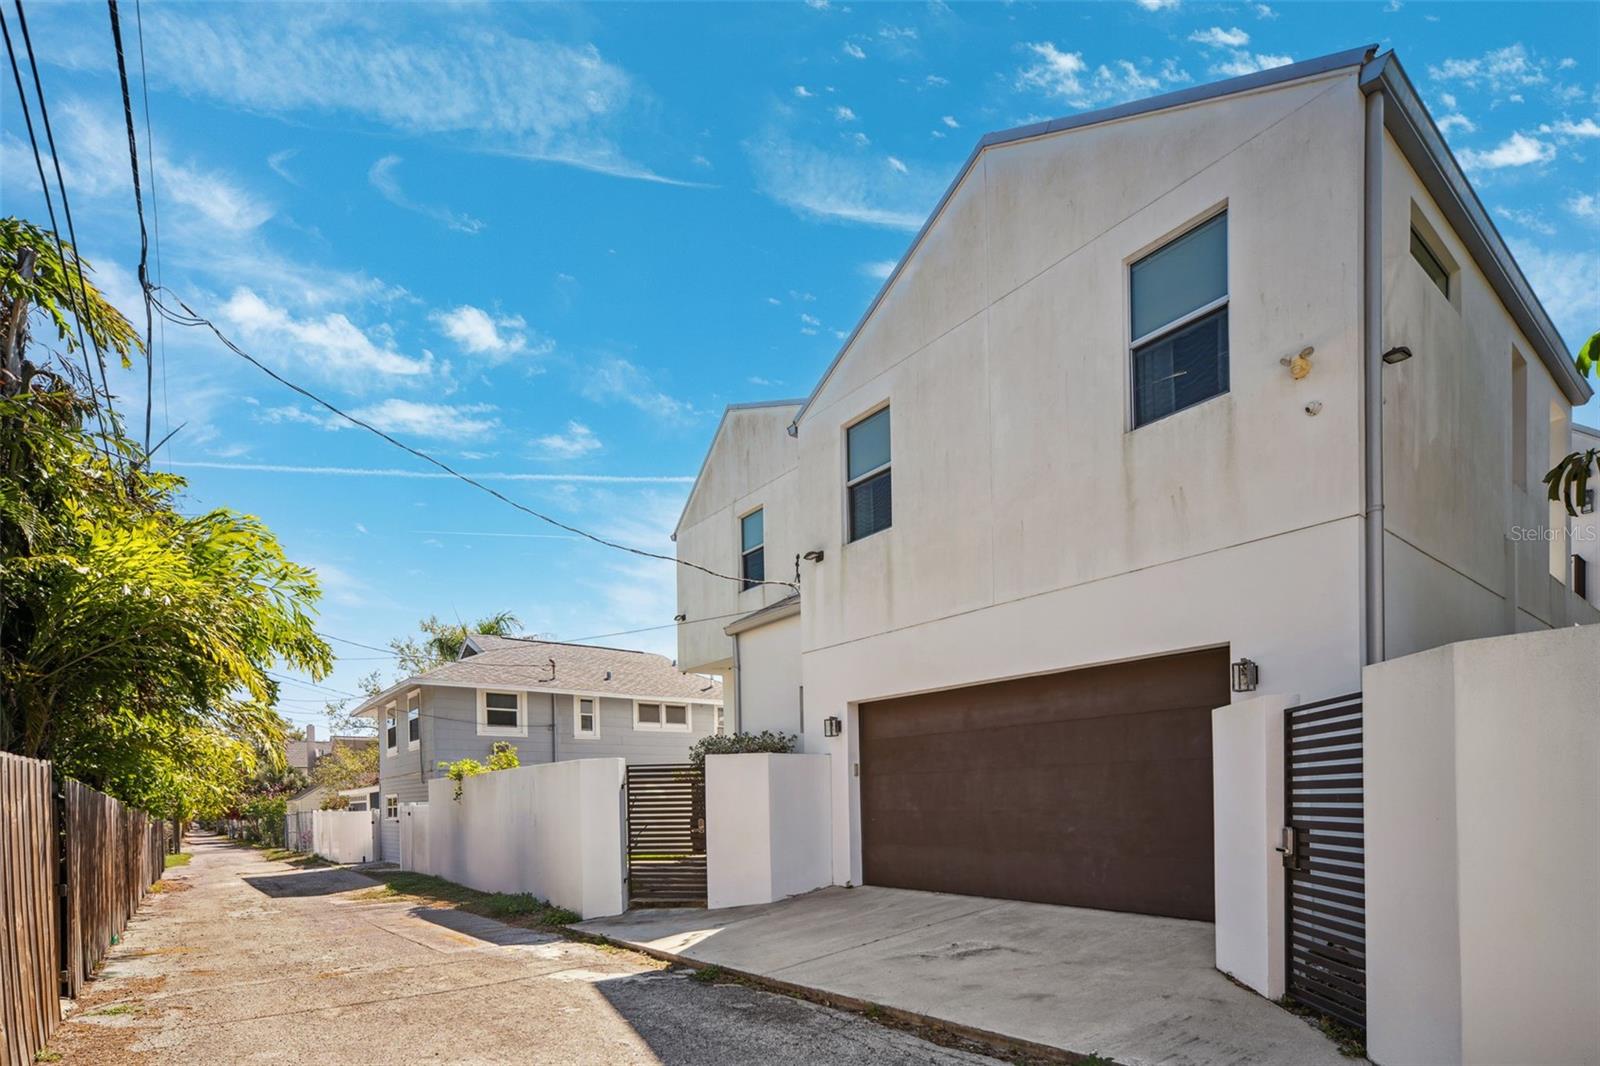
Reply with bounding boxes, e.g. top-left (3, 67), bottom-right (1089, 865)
top-left (860, 647), bottom-right (1226, 921)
